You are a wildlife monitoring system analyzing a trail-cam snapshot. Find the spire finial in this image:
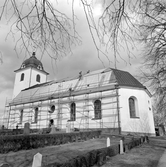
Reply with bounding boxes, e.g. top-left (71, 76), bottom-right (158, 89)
top-left (32, 52), bottom-right (35, 56)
